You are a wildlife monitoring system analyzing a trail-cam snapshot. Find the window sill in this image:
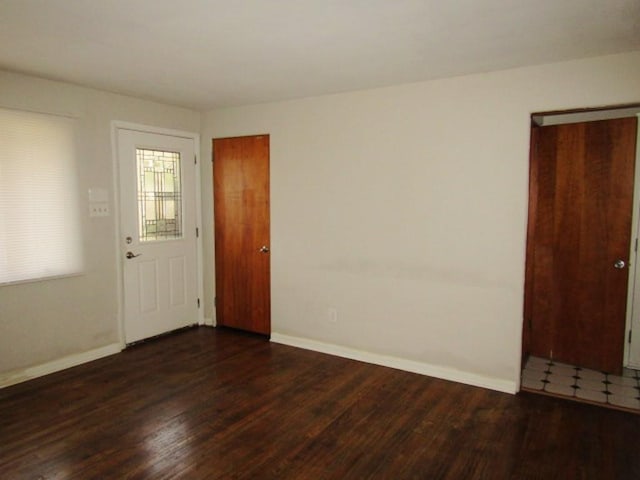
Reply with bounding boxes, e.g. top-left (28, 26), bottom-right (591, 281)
top-left (0, 271), bottom-right (85, 287)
